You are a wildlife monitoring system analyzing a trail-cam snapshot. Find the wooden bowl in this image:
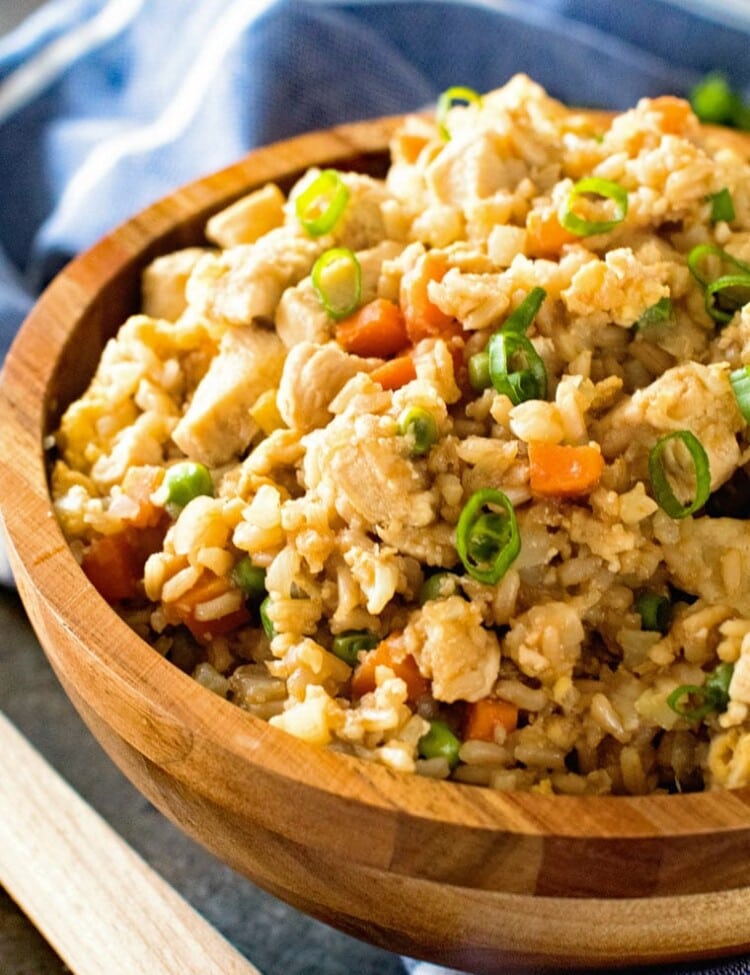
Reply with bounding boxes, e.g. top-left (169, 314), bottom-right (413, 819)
top-left (3, 115), bottom-right (750, 973)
